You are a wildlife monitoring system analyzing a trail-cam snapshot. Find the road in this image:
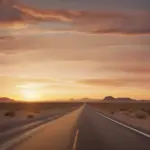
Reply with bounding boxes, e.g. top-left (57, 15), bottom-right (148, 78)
top-left (0, 105), bottom-right (150, 150)
top-left (76, 105), bottom-right (150, 150)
